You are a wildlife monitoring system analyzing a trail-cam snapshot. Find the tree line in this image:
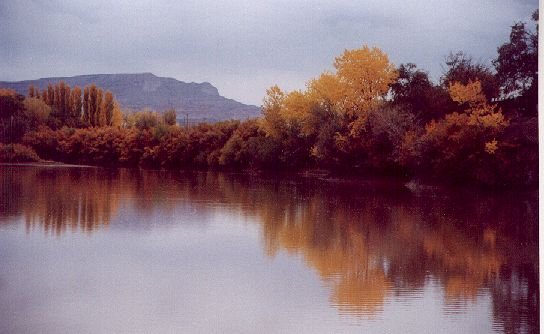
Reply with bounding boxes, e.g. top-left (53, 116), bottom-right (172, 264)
top-left (27, 82), bottom-right (123, 128)
top-left (0, 11), bottom-right (538, 188)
